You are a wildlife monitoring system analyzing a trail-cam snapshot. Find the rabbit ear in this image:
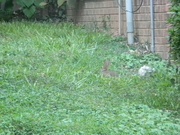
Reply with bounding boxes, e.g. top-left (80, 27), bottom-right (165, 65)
top-left (104, 59), bottom-right (110, 65)
top-left (103, 59), bottom-right (110, 68)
